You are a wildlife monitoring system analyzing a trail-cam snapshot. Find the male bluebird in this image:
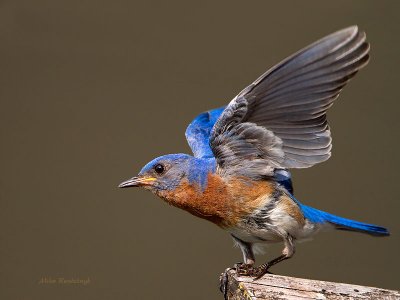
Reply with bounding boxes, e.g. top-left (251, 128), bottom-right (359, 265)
top-left (119, 26), bottom-right (389, 280)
